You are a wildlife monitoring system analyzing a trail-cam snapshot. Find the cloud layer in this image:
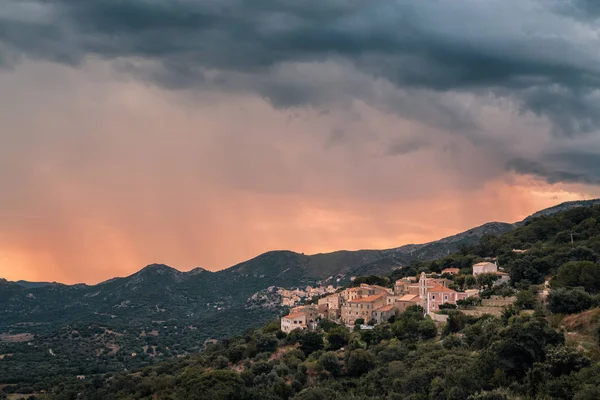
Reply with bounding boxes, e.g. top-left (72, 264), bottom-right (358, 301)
top-left (0, 1), bottom-right (599, 282)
